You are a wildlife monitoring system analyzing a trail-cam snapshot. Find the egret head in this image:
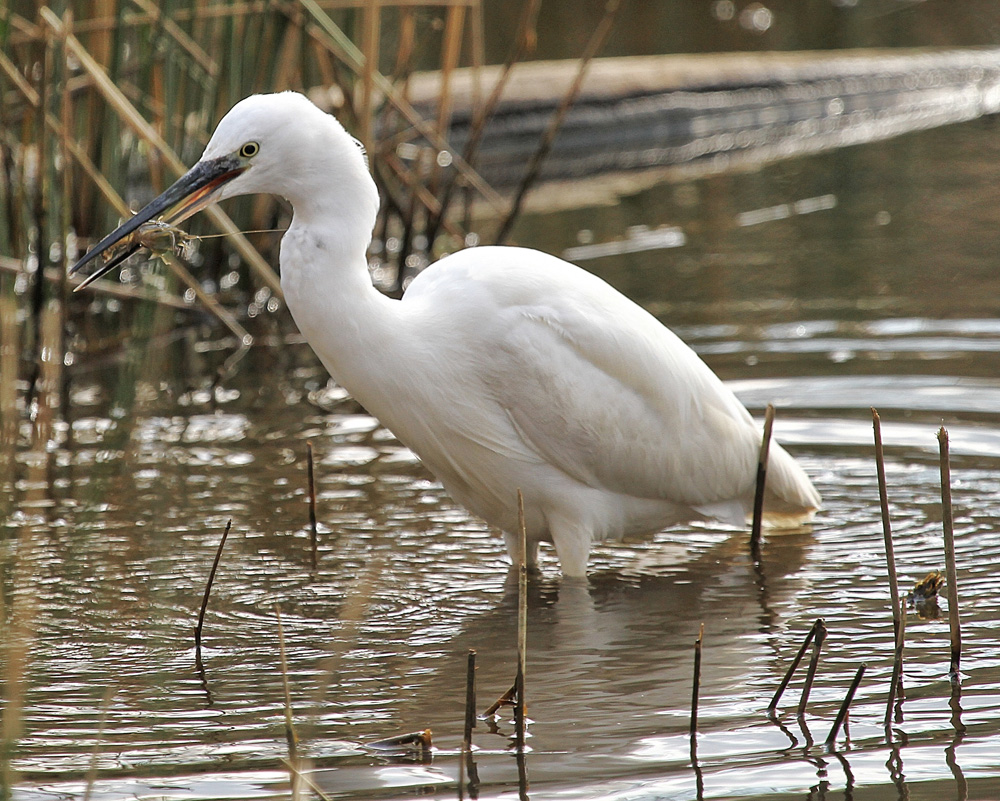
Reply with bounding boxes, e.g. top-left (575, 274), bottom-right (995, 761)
top-left (70, 92), bottom-right (377, 288)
